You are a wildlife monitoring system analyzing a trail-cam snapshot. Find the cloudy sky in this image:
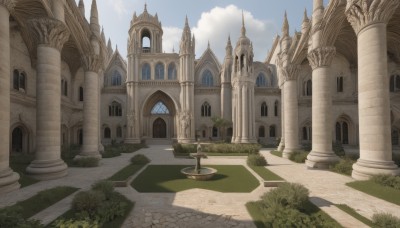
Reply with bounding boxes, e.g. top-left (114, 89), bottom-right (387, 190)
top-left (77, 0), bottom-right (329, 62)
